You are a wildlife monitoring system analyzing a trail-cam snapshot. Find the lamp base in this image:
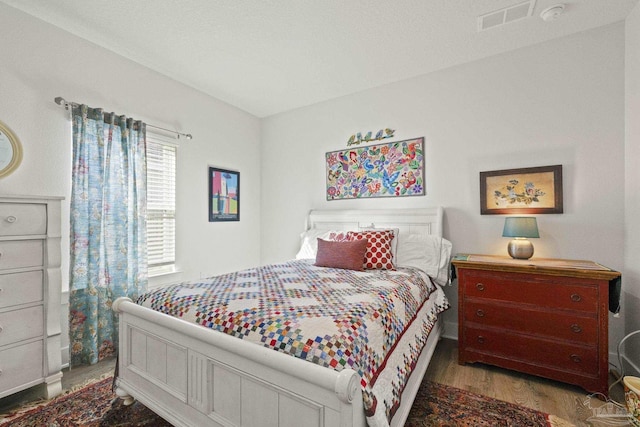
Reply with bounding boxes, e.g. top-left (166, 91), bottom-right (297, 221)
top-left (507, 238), bottom-right (534, 259)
